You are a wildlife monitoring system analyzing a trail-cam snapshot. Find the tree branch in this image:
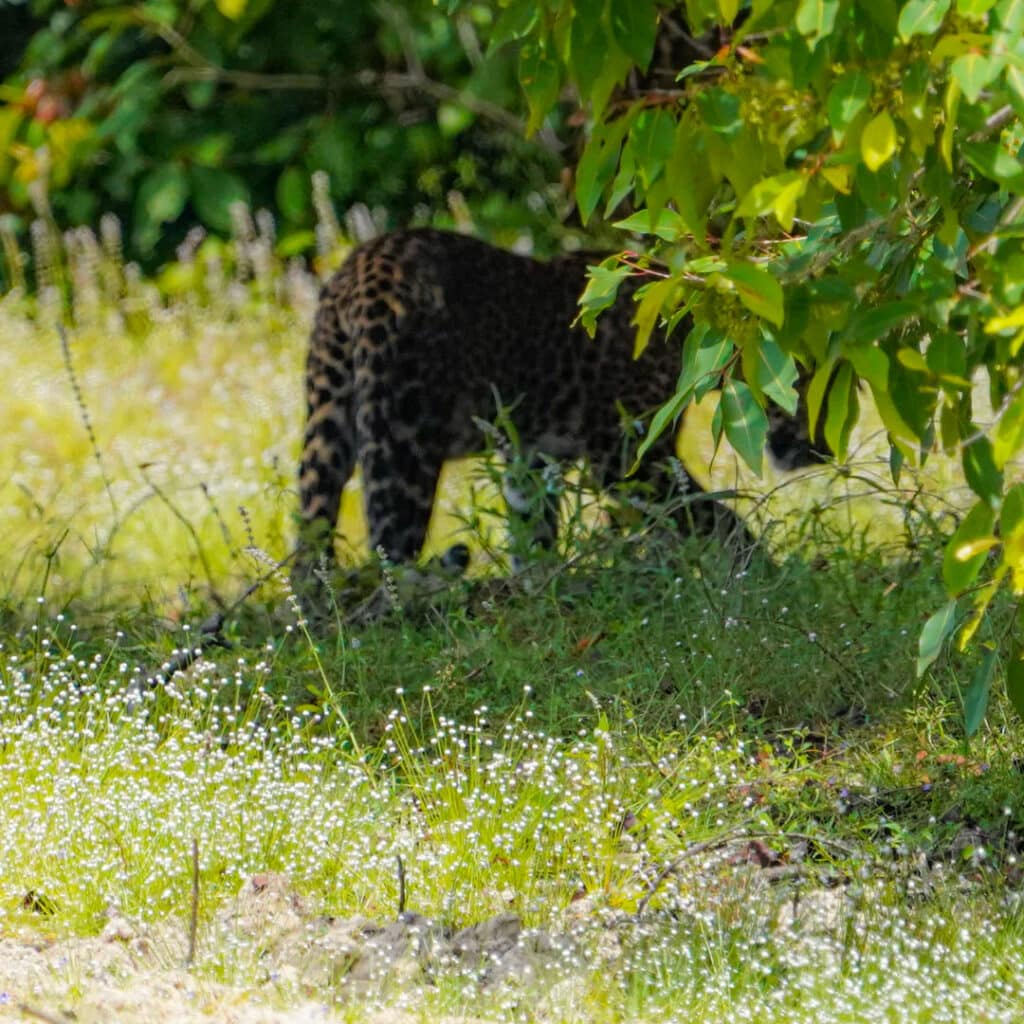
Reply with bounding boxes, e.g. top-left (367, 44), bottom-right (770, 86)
top-left (142, 6), bottom-right (559, 149)
top-left (162, 64), bottom-right (328, 91)
top-left (355, 68), bottom-right (527, 136)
